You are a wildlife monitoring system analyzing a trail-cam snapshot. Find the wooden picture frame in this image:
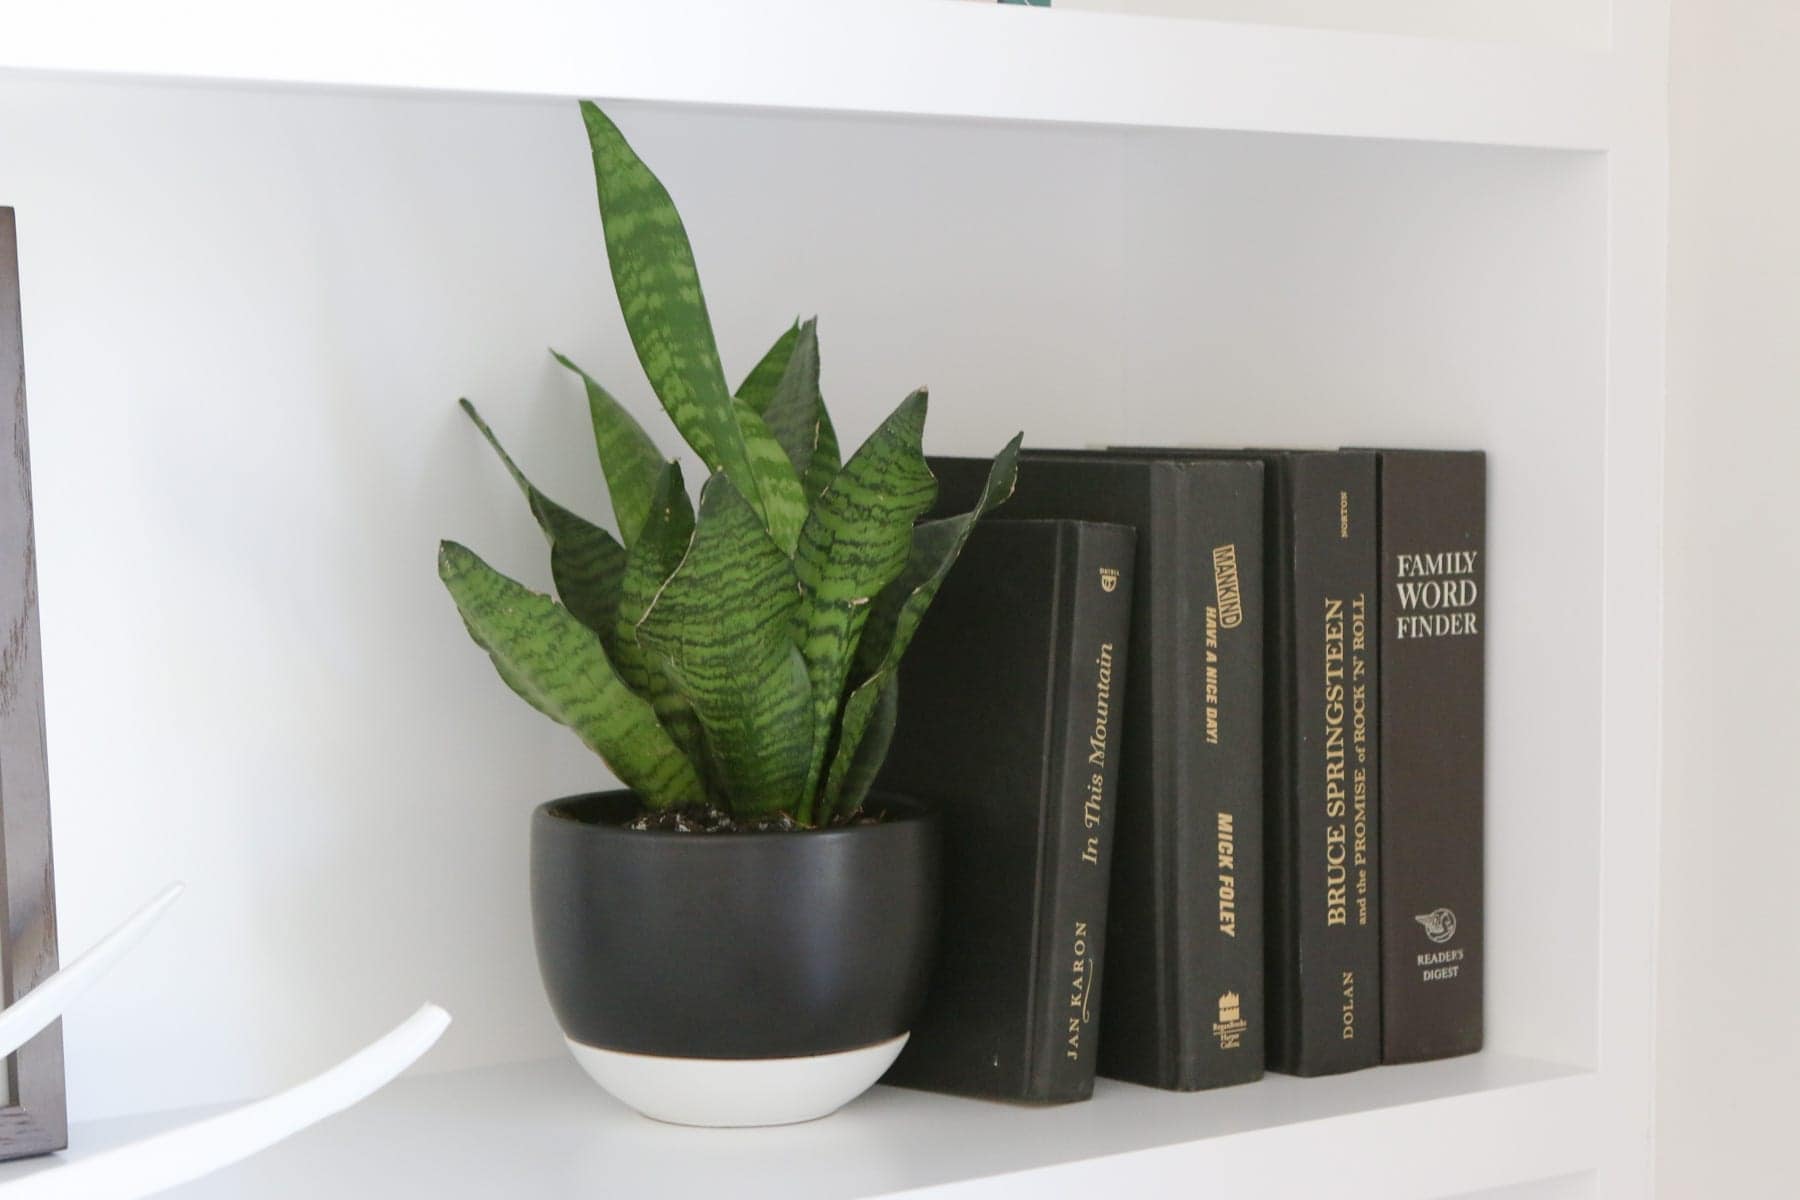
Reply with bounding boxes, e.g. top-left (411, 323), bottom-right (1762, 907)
top-left (0, 208), bottom-right (66, 1160)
